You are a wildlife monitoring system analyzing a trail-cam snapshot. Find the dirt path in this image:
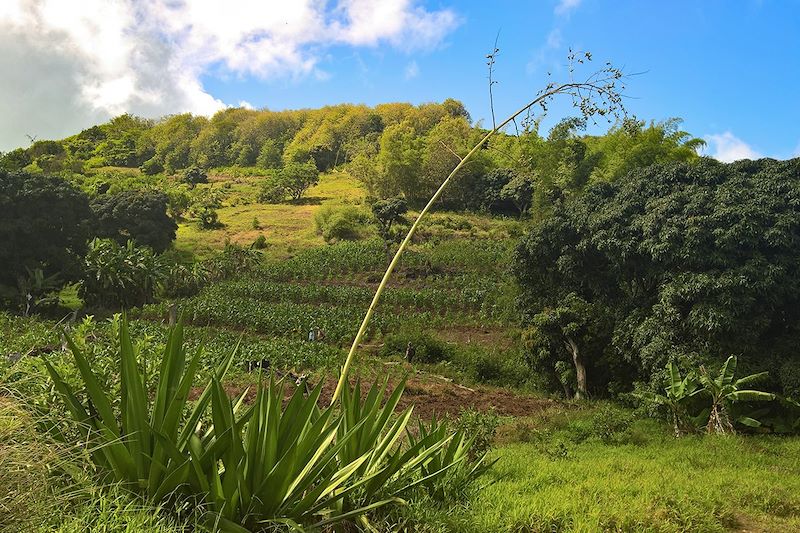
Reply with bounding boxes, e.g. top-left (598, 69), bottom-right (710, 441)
top-left (189, 370), bottom-right (558, 419)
